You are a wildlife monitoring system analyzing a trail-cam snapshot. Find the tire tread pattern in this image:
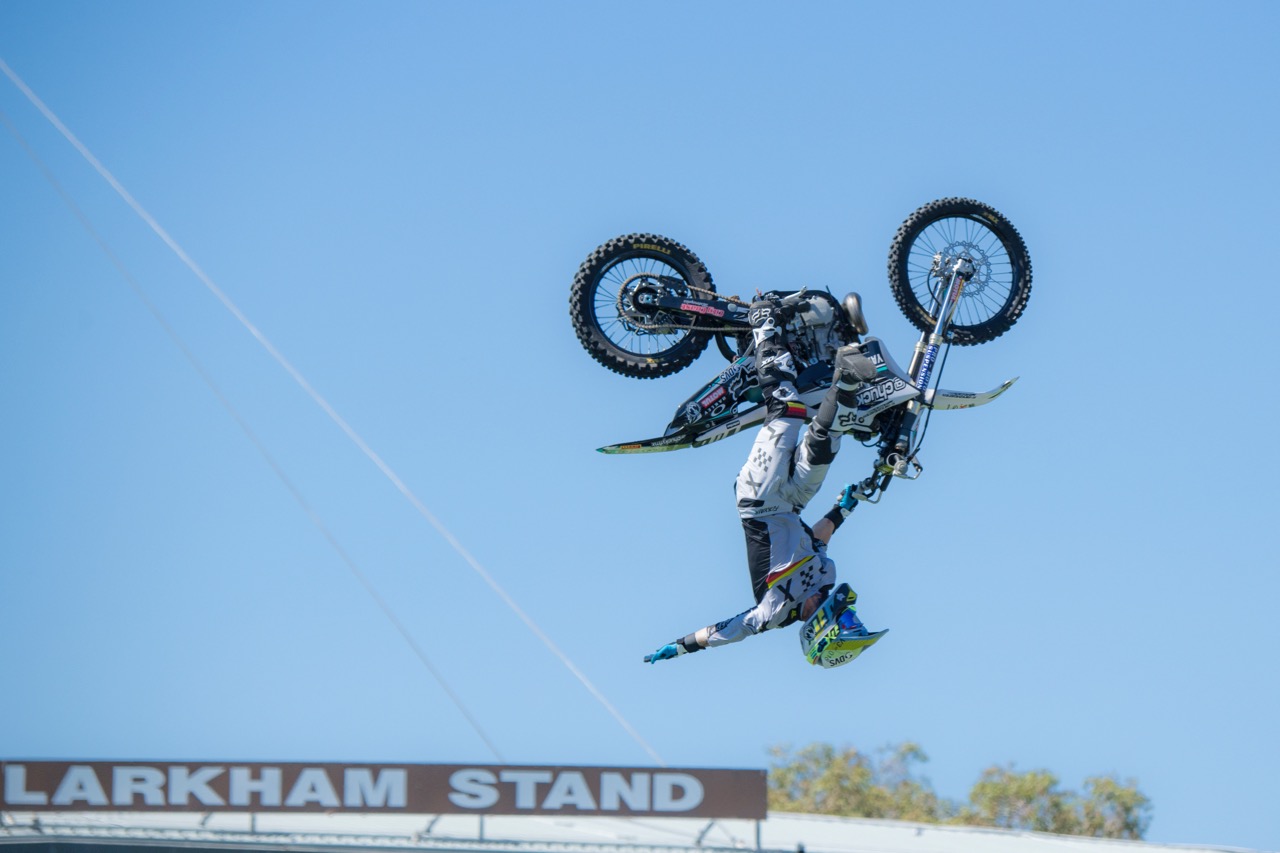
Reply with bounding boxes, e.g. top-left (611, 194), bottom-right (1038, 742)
top-left (570, 233), bottom-right (714, 379)
top-left (887, 198), bottom-right (1033, 346)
